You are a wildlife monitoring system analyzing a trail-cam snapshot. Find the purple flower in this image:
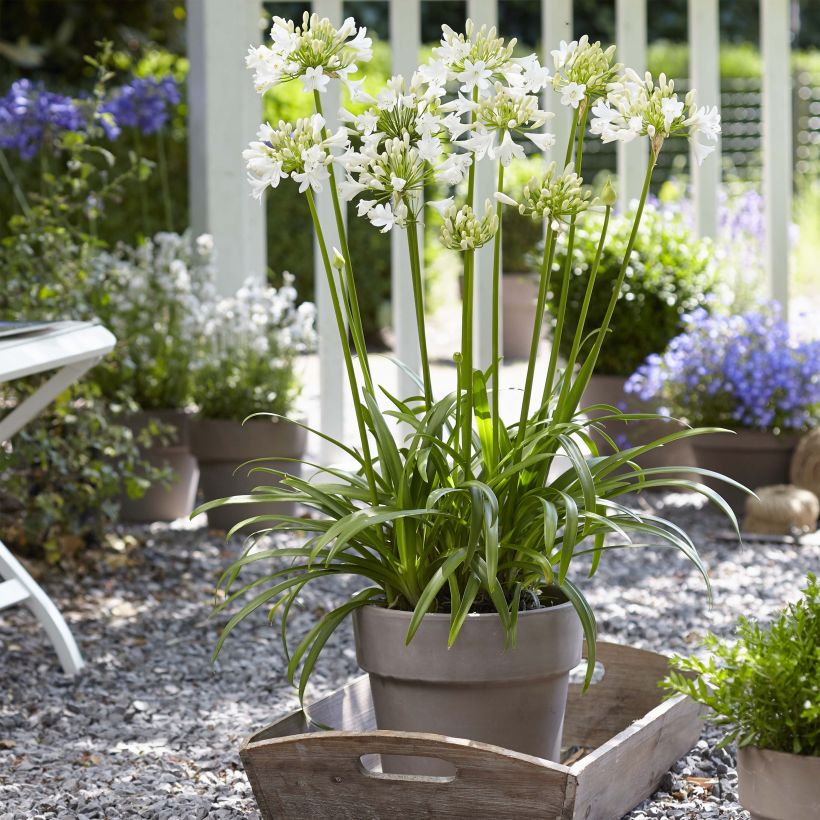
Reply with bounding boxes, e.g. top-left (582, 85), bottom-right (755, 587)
top-left (0, 79), bottom-right (85, 160)
top-left (626, 305), bottom-right (820, 432)
top-left (102, 77), bottom-right (181, 136)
